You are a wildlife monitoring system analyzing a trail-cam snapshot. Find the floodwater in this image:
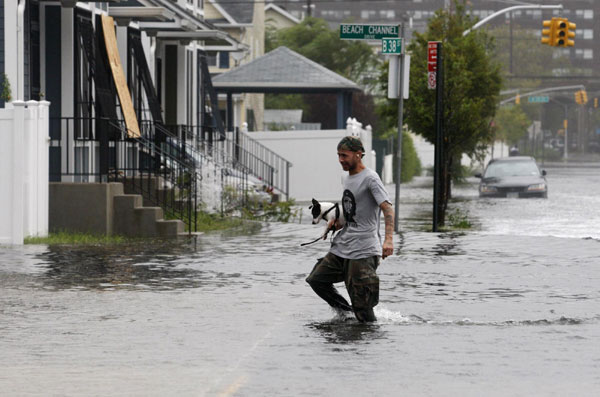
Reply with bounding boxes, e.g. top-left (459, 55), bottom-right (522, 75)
top-left (2, 166), bottom-right (600, 396)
